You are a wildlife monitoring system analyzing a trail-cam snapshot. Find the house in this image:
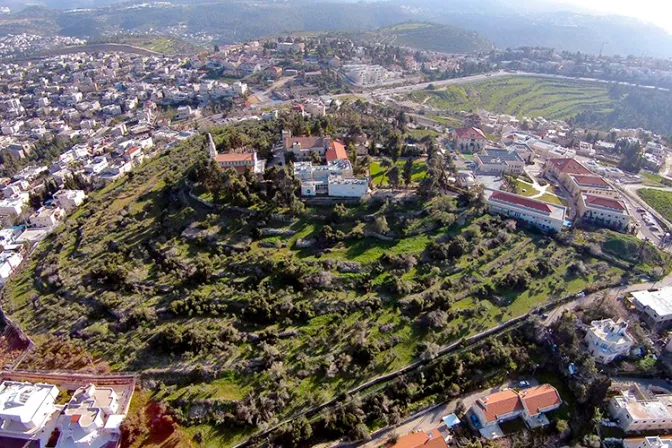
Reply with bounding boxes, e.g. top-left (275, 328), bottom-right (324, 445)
top-left (624, 436), bottom-right (672, 448)
top-left (475, 148), bottom-right (525, 174)
top-left (585, 319), bottom-right (635, 364)
top-left (282, 129), bottom-right (332, 162)
top-left (0, 381), bottom-right (59, 438)
top-left (4, 141), bottom-right (33, 160)
top-left (0, 251), bottom-right (23, 283)
top-left (390, 429), bottom-right (448, 448)
top-left (455, 127), bottom-right (486, 153)
top-left (609, 388), bottom-right (672, 433)
top-left (566, 175), bottom-right (617, 199)
top-left (631, 288), bottom-right (672, 328)
top-left (52, 189), bottom-right (86, 212)
top-left (325, 141), bottom-right (347, 162)
top-left (29, 206), bottom-right (64, 229)
top-left (263, 66), bottom-right (282, 80)
top-left (471, 385), bottom-right (562, 439)
top-left (0, 197), bottom-right (28, 217)
top-left (484, 189), bottom-right (567, 232)
top-left (576, 194), bottom-right (631, 231)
